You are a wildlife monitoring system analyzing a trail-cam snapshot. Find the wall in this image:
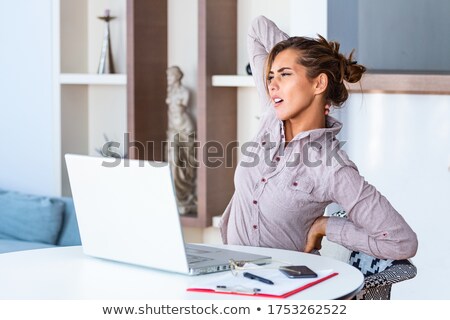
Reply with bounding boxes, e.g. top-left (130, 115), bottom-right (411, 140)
top-left (0, 0), bottom-right (59, 196)
top-left (327, 0), bottom-right (450, 298)
top-left (168, 0), bottom-right (198, 120)
top-left (328, 0), bottom-right (450, 72)
top-left (335, 94), bottom-right (450, 299)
